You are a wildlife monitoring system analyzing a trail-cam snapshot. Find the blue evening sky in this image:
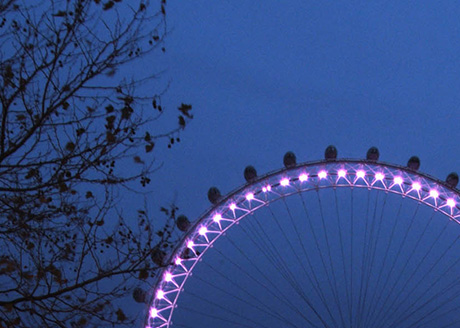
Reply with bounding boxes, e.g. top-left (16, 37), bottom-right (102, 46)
top-left (151, 1), bottom-right (459, 220)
